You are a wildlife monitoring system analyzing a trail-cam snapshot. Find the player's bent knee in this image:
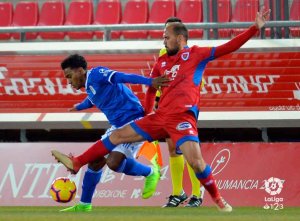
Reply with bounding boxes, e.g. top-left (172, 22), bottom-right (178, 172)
top-left (106, 152), bottom-right (126, 171)
top-left (88, 157), bottom-right (106, 171)
top-left (110, 129), bottom-right (126, 144)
